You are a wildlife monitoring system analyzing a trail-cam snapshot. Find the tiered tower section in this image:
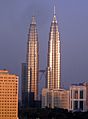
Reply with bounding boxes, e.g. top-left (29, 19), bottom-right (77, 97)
top-left (27, 16), bottom-right (39, 100)
top-left (47, 8), bottom-right (61, 89)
